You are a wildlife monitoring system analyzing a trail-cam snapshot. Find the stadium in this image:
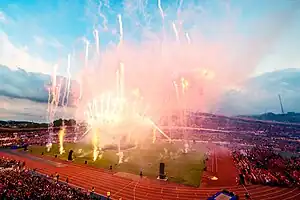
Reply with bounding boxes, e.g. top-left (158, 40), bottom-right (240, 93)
top-left (1, 0), bottom-right (300, 199)
top-left (1, 112), bottom-right (300, 199)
